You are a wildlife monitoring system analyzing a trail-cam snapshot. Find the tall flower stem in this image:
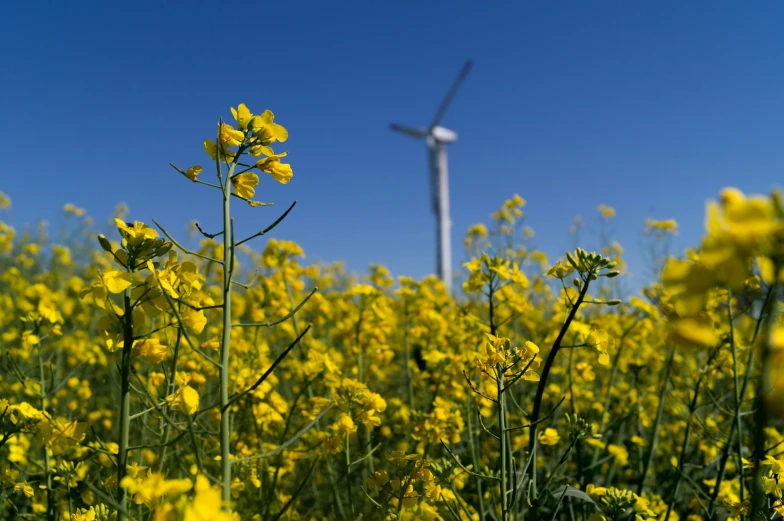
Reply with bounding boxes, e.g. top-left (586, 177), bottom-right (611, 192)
top-left (528, 274), bottom-right (590, 508)
top-left (117, 285), bottom-right (134, 521)
top-left (157, 321), bottom-right (182, 474)
top-left (219, 153), bottom-right (238, 508)
top-left (637, 343), bottom-right (676, 495)
top-left (663, 345), bottom-right (721, 521)
top-left (751, 278), bottom-right (779, 520)
top-left (708, 285), bottom-right (776, 518)
top-left (497, 364), bottom-right (509, 521)
top-left (36, 337), bottom-right (54, 521)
